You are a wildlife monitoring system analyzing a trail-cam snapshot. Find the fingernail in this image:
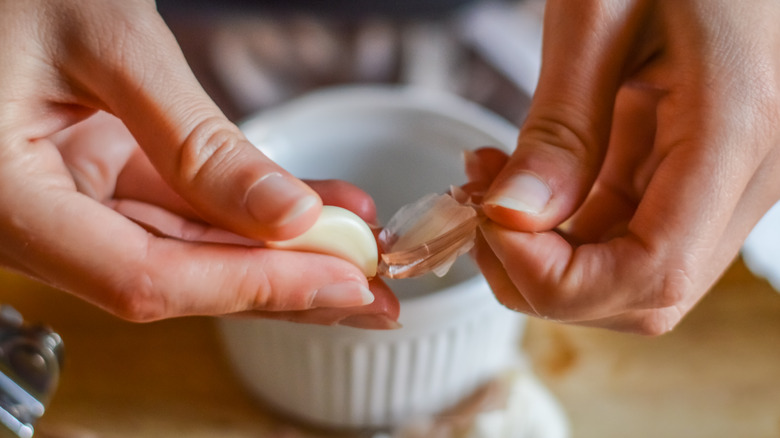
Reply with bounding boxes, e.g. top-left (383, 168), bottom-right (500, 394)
top-left (247, 172), bottom-right (319, 226)
top-left (278, 195), bottom-right (320, 226)
top-left (311, 283), bottom-right (375, 308)
top-left (484, 172), bottom-right (551, 214)
top-left (338, 314), bottom-right (403, 330)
